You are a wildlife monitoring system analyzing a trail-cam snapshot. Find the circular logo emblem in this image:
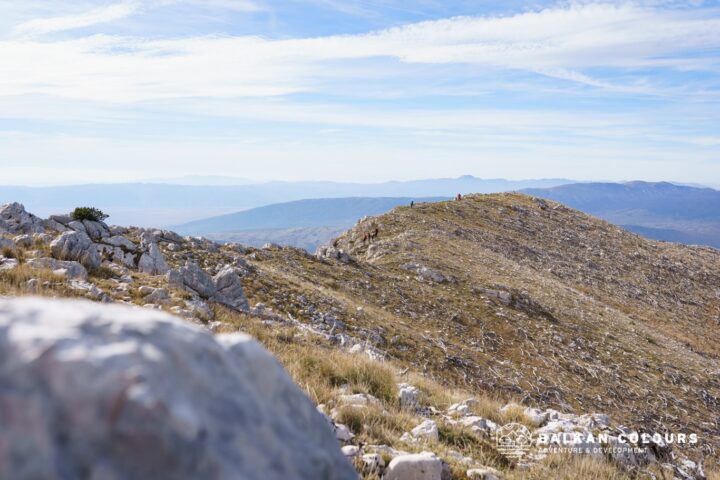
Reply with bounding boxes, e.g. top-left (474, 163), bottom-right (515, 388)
top-left (496, 423), bottom-right (534, 459)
